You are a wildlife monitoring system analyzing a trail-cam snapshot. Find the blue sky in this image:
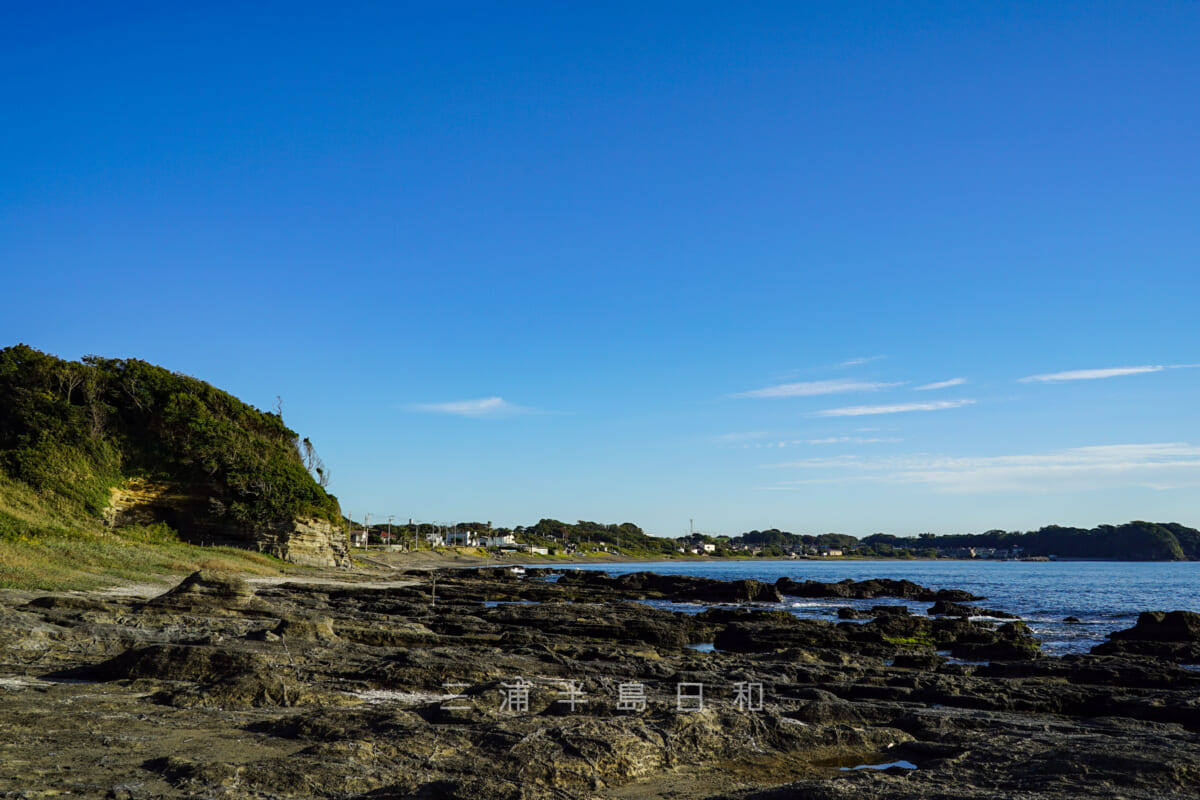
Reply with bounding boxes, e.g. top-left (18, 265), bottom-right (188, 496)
top-left (3, 2), bottom-right (1198, 536)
